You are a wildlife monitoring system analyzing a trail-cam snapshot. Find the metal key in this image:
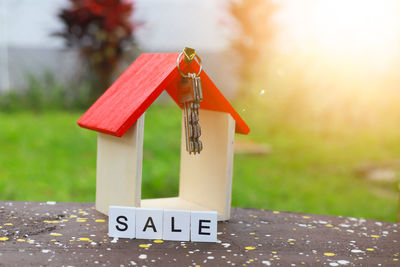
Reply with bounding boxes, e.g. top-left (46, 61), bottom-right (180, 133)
top-left (178, 75), bottom-right (195, 153)
top-left (188, 74), bottom-right (203, 154)
top-left (183, 102), bottom-right (191, 152)
top-left (178, 72), bottom-right (203, 155)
